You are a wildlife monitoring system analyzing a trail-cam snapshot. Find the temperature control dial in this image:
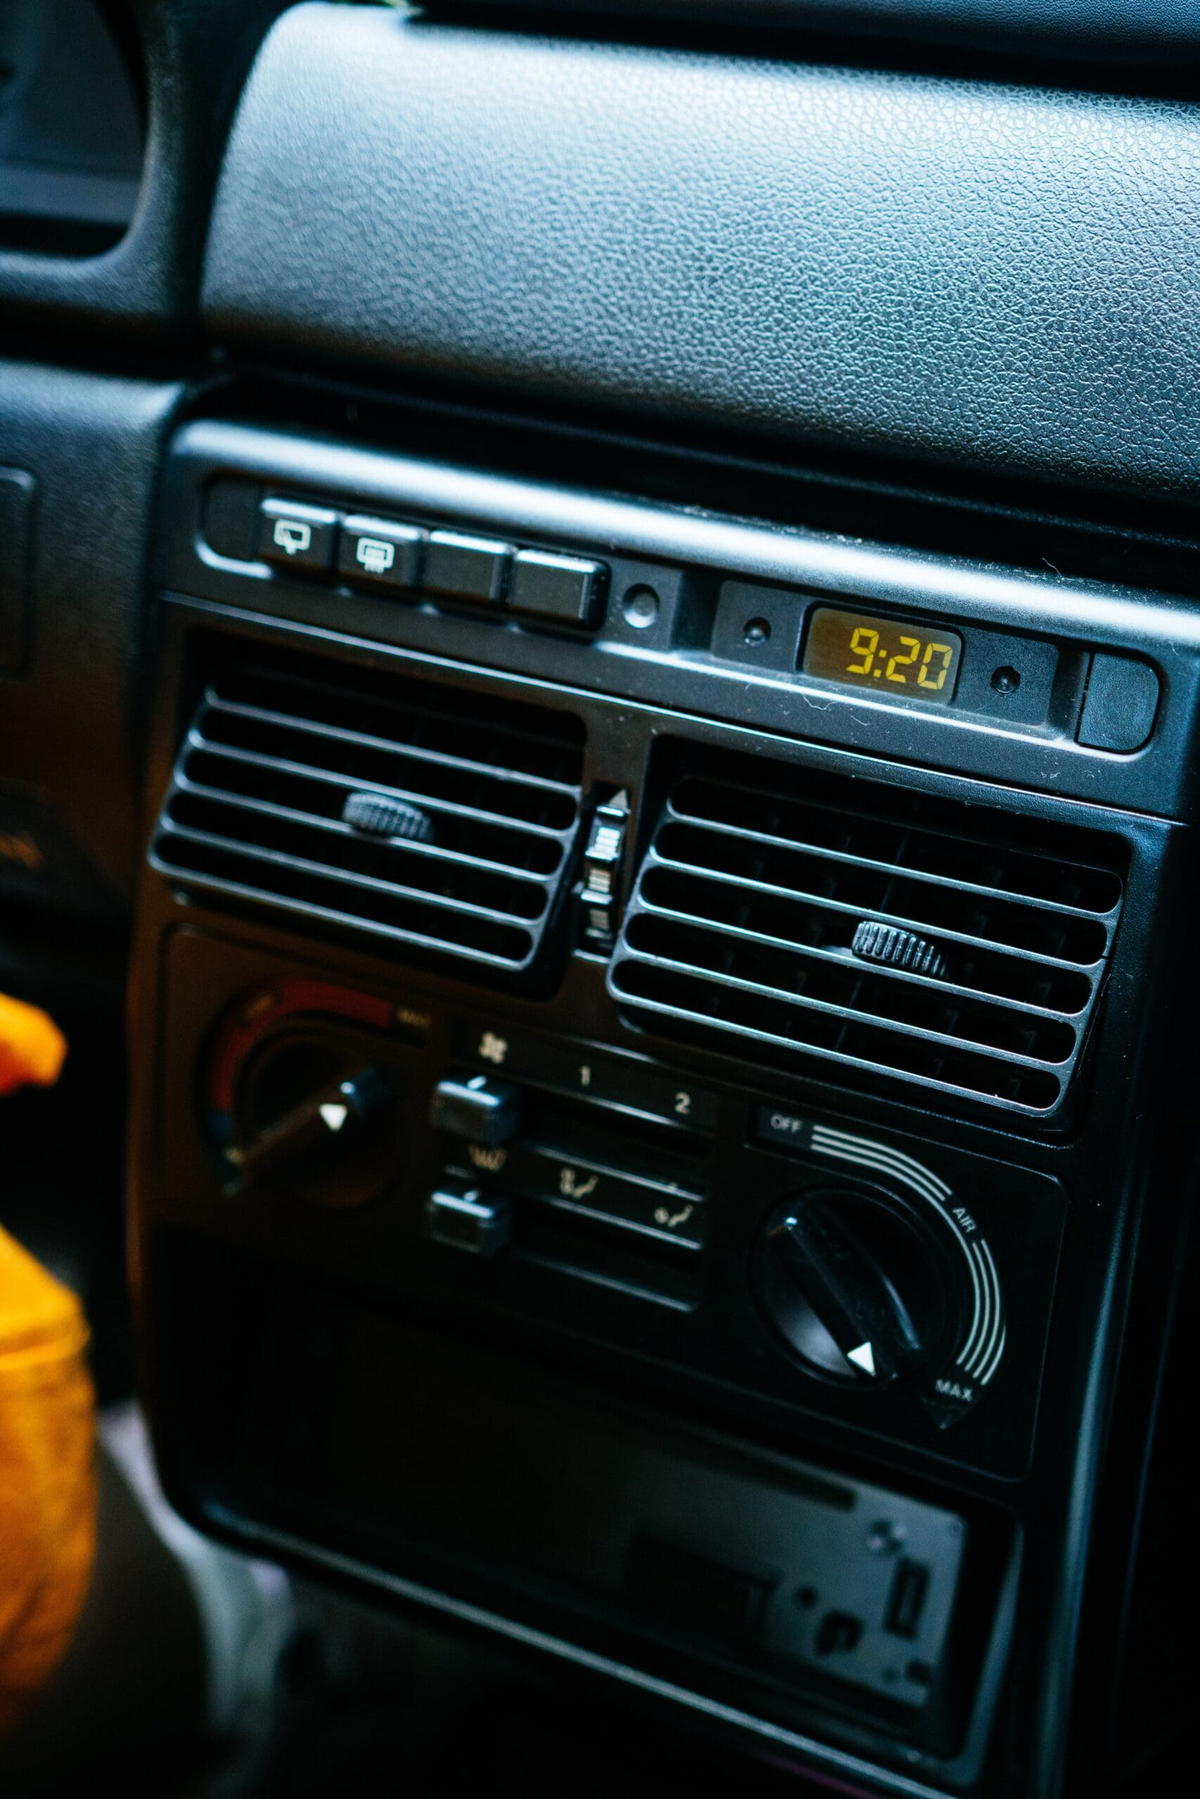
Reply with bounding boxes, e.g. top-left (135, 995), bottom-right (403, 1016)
top-left (226, 1033), bottom-right (397, 1208)
top-left (757, 1187), bottom-right (961, 1389)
